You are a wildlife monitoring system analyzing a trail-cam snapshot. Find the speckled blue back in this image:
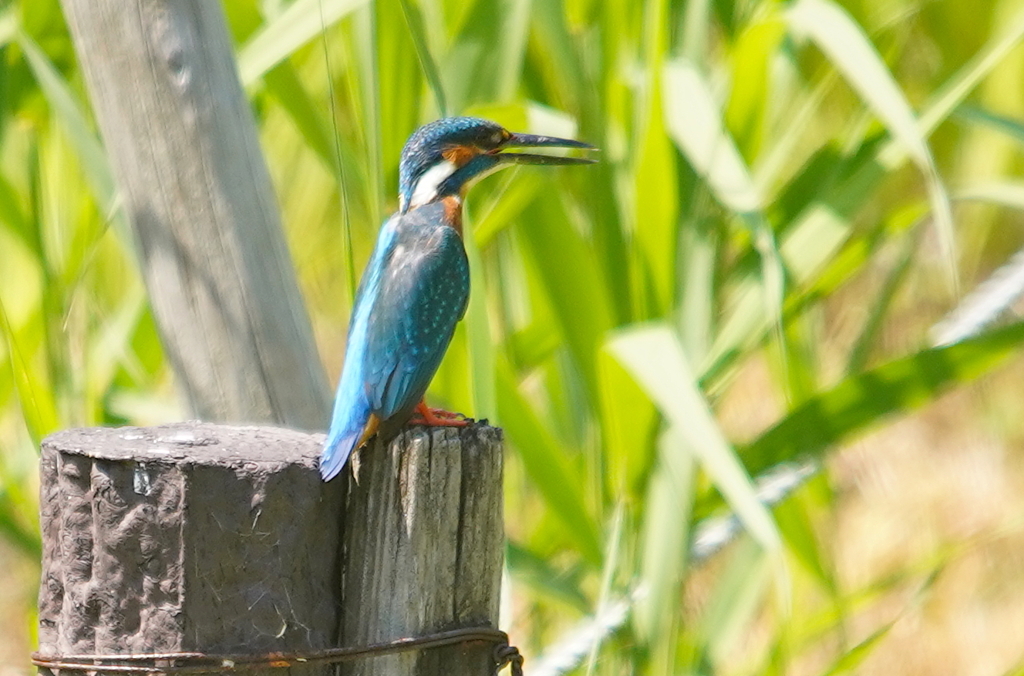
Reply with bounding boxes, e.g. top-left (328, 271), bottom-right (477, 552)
top-left (361, 202), bottom-right (470, 420)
